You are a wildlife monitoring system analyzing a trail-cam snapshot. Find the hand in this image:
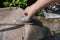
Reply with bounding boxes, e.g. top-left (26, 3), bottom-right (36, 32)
top-left (23, 6), bottom-right (37, 20)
